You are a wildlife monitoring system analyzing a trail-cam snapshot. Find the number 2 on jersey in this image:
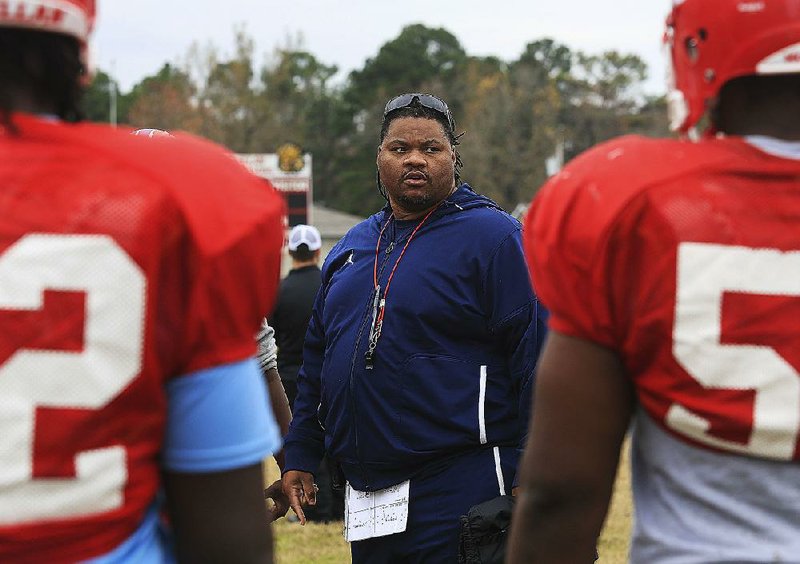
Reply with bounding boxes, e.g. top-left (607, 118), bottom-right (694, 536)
top-left (0, 234), bottom-right (145, 524)
top-left (670, 242), bottom-right (800, 460)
